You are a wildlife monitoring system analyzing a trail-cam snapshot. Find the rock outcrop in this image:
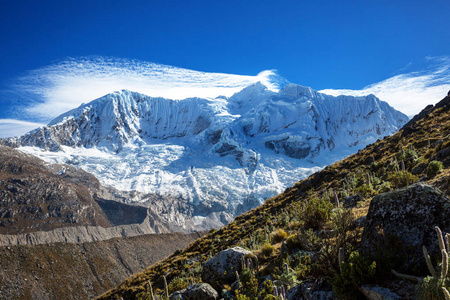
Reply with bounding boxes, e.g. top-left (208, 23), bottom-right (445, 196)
top-left (361, 183), bottom-right (450, 274)
top-left (0, 145), bottom-right (173, 236)
top-left (201, 247), bottom-right (252, 284)
top-left (184, 283), bottom-right (219, 300)
top-left (0, 214), bottom-right (169, 246)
